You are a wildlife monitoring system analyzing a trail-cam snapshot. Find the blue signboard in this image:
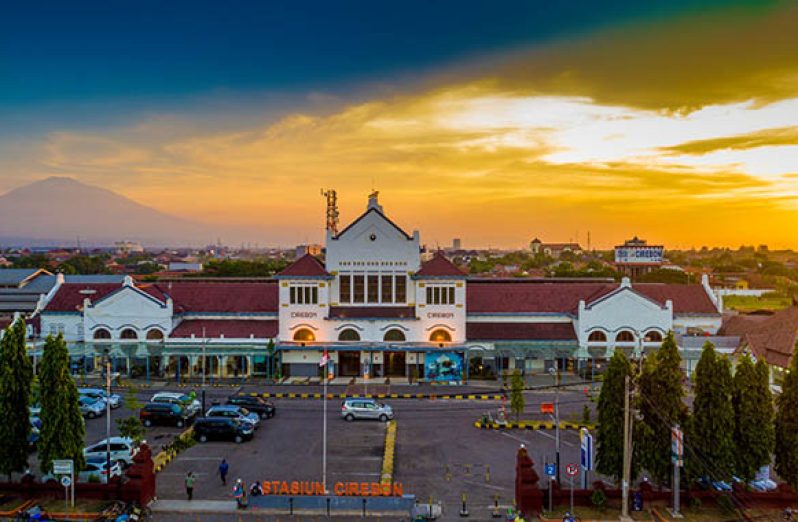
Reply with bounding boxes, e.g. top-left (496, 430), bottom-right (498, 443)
top-left (545, 463), bottom-right (556, 477)
top-left (425, 352), bottom-right (463, 382)
top-left (580, 428), bottom-right (594, 471)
